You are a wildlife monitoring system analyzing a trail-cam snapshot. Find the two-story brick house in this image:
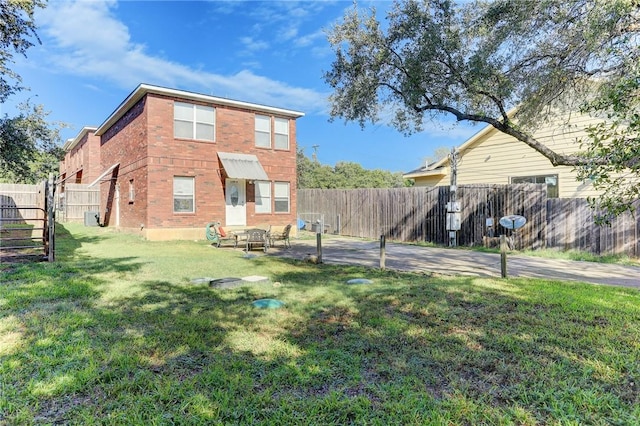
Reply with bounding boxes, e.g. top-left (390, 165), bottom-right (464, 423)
top-left (84, 84), bottom-right (304, 240)
top-left (59, 126), bottom-right (101, 187)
